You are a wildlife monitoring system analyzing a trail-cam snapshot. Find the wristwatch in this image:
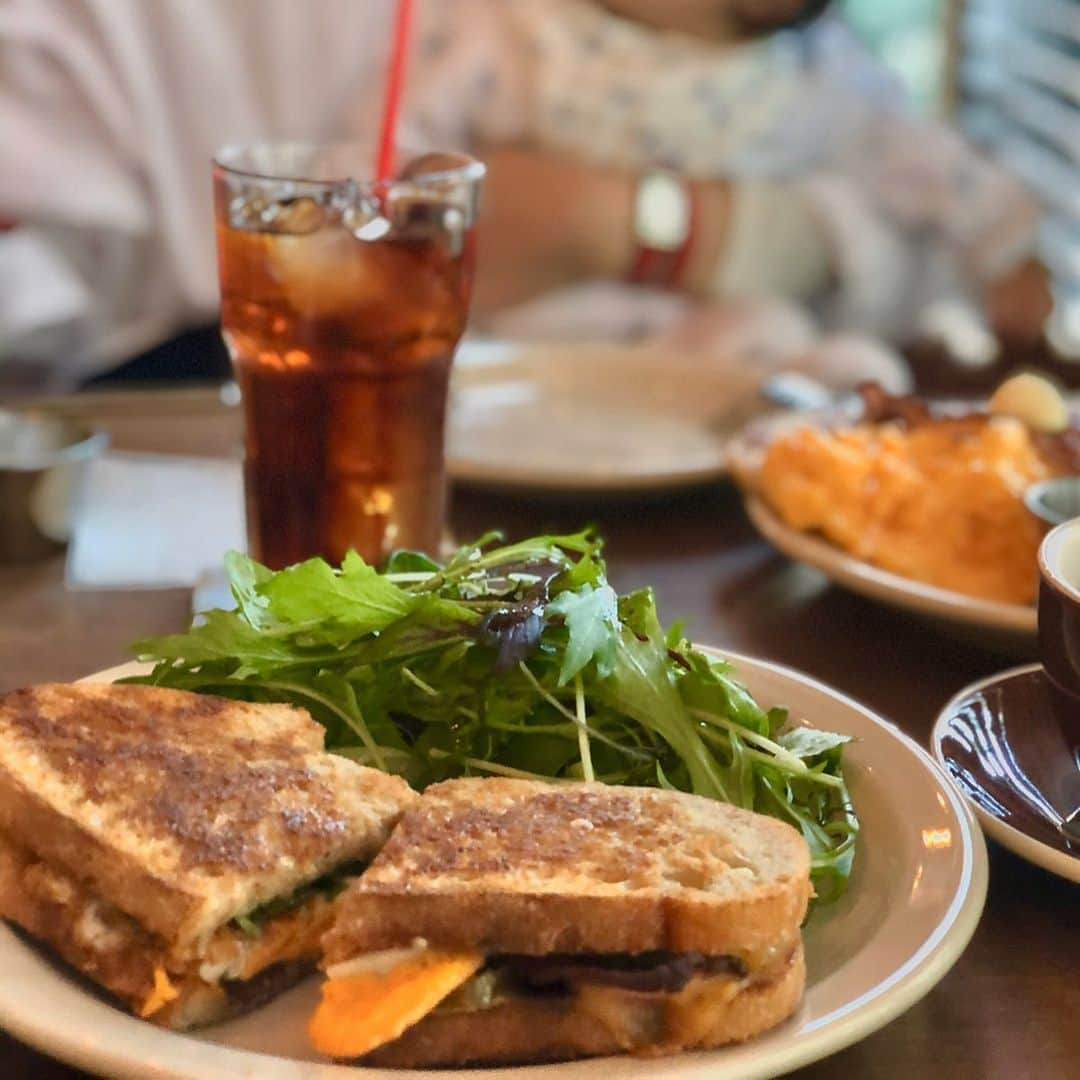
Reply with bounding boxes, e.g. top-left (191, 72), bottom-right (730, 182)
top-left (627, 170), bottom-right (695, 288)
